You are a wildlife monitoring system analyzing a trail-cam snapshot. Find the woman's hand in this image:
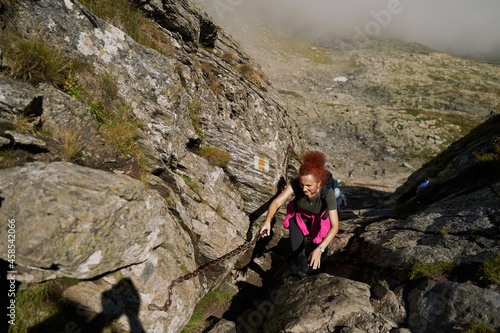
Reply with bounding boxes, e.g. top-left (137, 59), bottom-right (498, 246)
top-left (259, 184), bottom-right (294, 238)
top-left (308, 247), bottom-right (322, 270)
top-left (260, 220), bottom-right (271, 237)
